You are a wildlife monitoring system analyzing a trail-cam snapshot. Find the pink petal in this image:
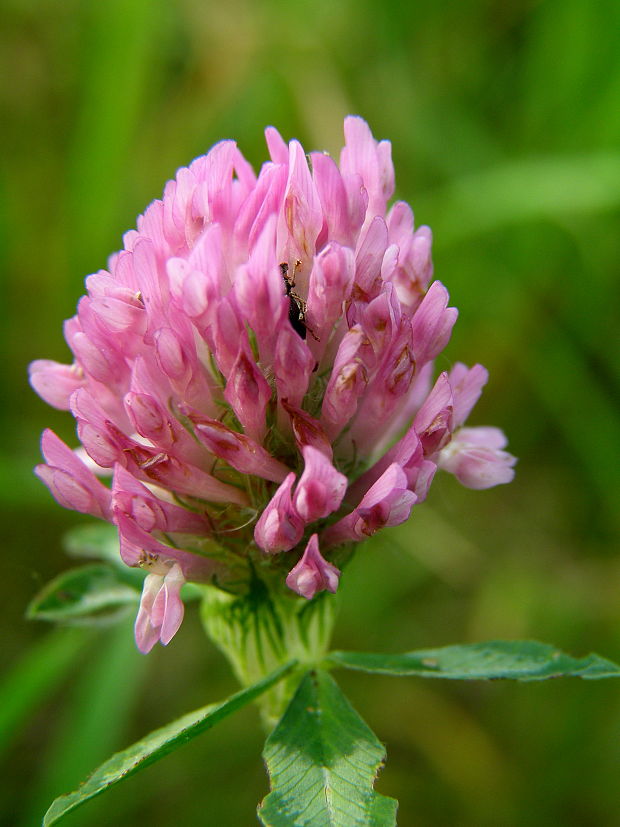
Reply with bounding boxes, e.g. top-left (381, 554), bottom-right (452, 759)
top-left (235, 215), bottom-right (287, 362)
top-left (320, 326), bottom-right (369, 439)
top-left (293, 446), bottom-right (348, 522)
top-left (411, 281), bottom-right (458, 366)
top-left (115, 511), bottom-right (214, 582)
top-left (323, 463), bottom-right (417, 547)
top-left (281, 400), bottom-right (334, 460)
top-left (413, 372), bottom-right (454, 456)
top-left (274, 326), bottom-right (315, 409)
top-left (189, 414), bottom-right (290, 483)
top-left (254, 473), bottom-right (304, 553)
top-left (38, 429), bottom-right (112, 518)
top-left (306, 243), bottom-right (355, 350)
top-left (265, 126), bottom-right (289, 164)
top-left (29, 360), bottom-right (85, 410)
top-left (223, 345), bottom-right (273, 444)
top-left (354, 216), bottom-right (388, 298)
top-left (134, 577), bottom-right (164, 653)
top-left (439, 427), bottom-right (517, 489)
top-left (285, 535), bottom-right (340, 600)
top-left (341, 116), bottom-right (392, 222)
top-left (310, 152), bottom-right (353, 247)
top-left (448, 363), bottom-right (489, 428)
top-left (112, 465), bottom-right (209, 534)
top-left (158, 564), bottom-right (186, 645)
top-left (278, 139), bottom-right (323, 268)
